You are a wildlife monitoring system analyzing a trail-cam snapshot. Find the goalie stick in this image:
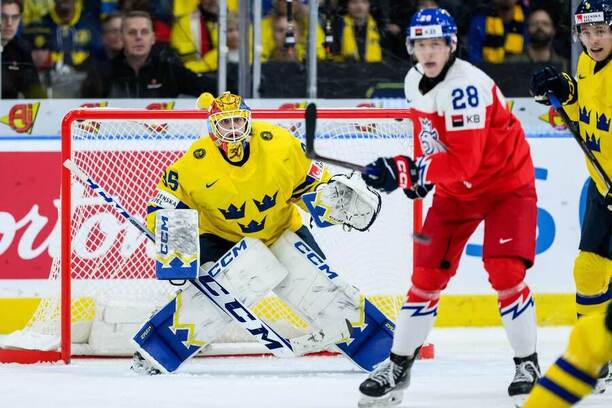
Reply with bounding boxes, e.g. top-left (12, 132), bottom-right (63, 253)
top-left (548, 93), bottom-right (612, 201)
top-left (304, 103), bottom-right (431, 245)
top-left (63, 159), bottom-right (349, 358)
